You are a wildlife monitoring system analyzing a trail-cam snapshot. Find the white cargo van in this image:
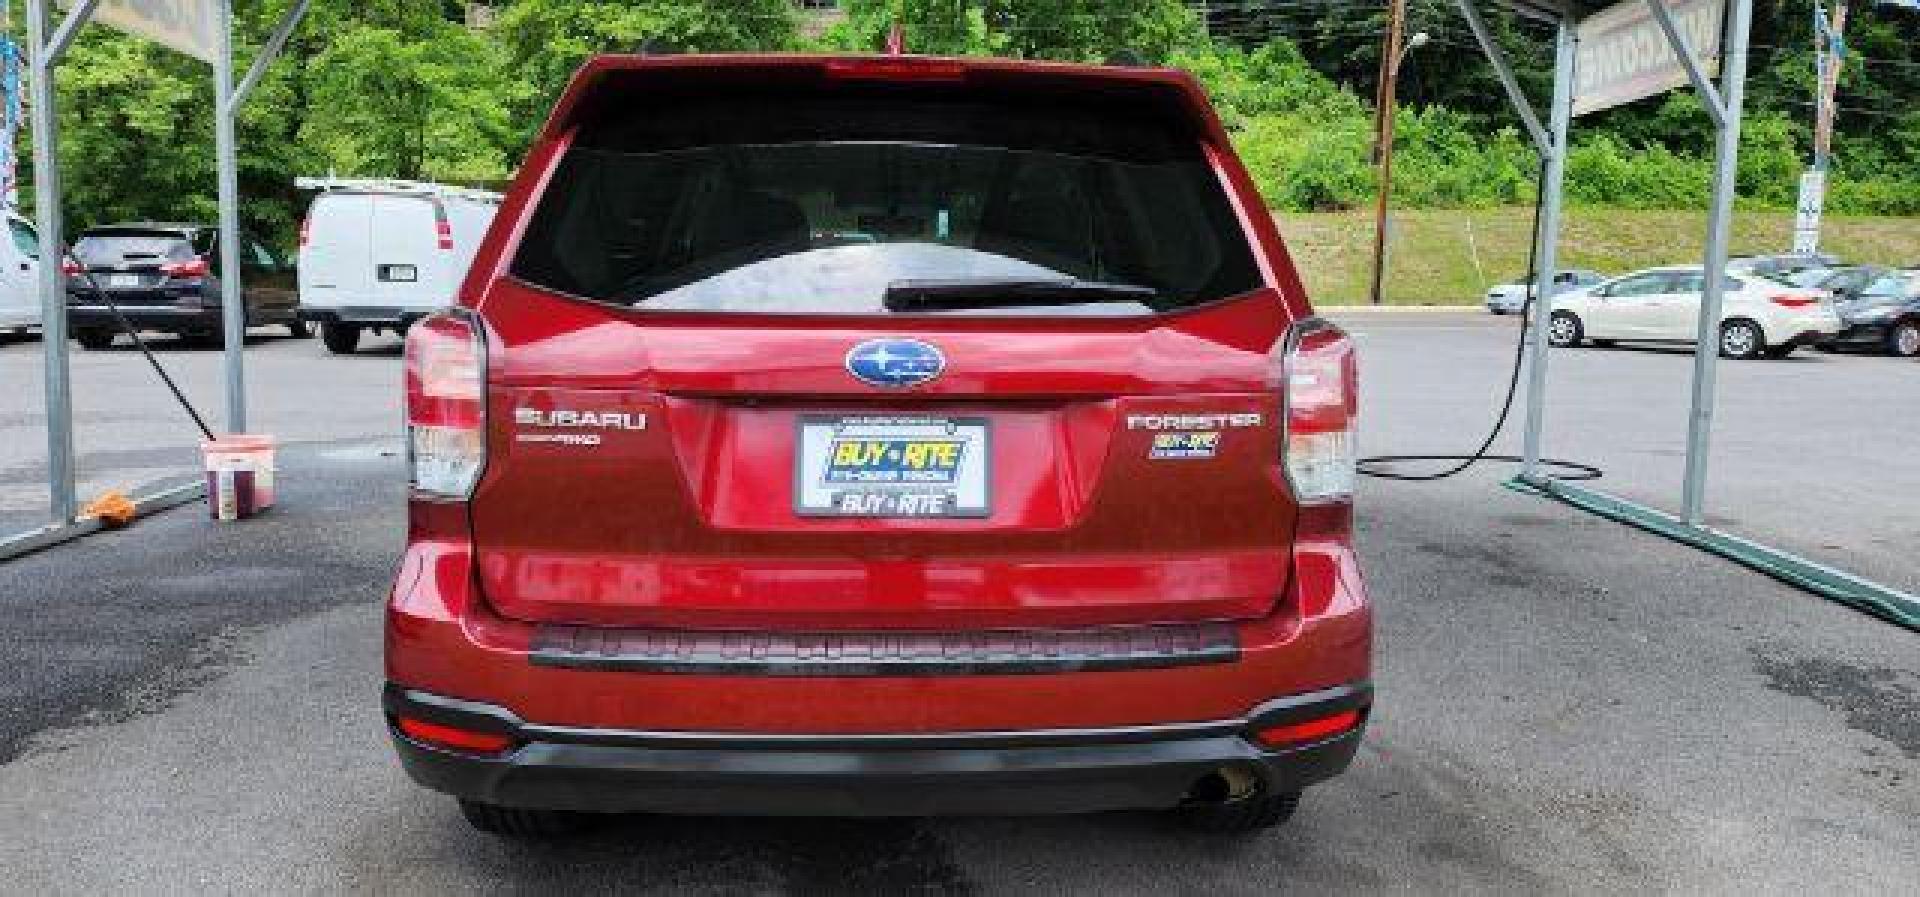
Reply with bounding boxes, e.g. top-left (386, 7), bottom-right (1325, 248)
top-left (0, 210), bottom-right (44, 337)
top-left (295, 178), bottom-right (501, 354)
